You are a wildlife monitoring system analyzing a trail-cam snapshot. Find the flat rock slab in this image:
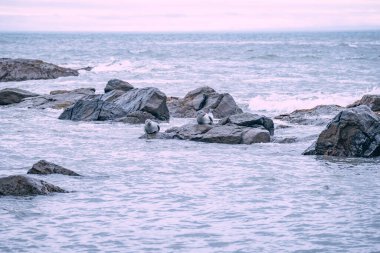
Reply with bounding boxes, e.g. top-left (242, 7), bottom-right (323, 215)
top-left (275, 105), bottom-right (344, 126)
top-left (18, 88), bottom-right (95, 109)
top-left (0, 175), bottom-right (67, 196)
top-left (140, 112), bottom-right (272, 145)
top-left (0, 58), bottom-right (78, 82)
top-left (28, 160), bottom-right (80, 176)
top-left (0, 88), bottom-right (39, 105)
top-left (167, 86), bottom-right (243, 118)
top-left (303, 105), bottom-right (380, 157)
